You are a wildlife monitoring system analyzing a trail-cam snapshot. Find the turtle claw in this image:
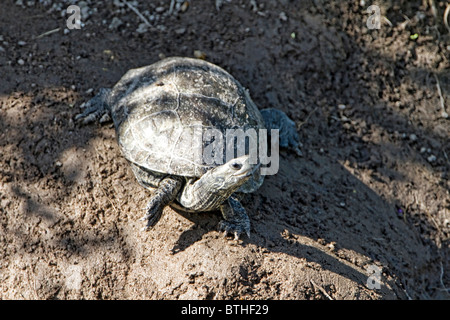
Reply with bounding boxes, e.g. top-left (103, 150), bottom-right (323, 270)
top-left (141, 201), bottom-right (164, 230)
top-left (218, 220), bottom-right (250, 240)
top-left (75, 88), bottom-right (111, 125)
